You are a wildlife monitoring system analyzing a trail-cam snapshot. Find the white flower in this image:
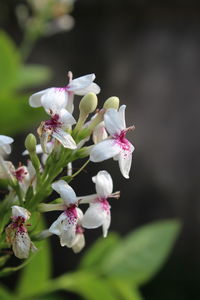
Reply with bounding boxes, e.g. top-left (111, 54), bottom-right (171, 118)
top-left (82, 170), bottom-right (120, 238)
top-left (0, 136), bottom-right (14, 182)
top-left (11, 206), bottom-right (30, 221)
top-left (29, 73), bottom-right (100, 113)
top-left (6, 206), bottom-right (37, 259)
top-left (90, 105), bottom-right (134, 179)
top-left (49, 180), bottom-right (82, 247)
top-left (38, 107), bottom-right (76, 152)
top-left (13, 161), bottom-right (36, 194)
top-left (0, 135), bottom-right (14, 155)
